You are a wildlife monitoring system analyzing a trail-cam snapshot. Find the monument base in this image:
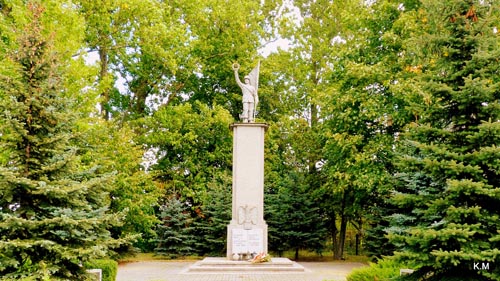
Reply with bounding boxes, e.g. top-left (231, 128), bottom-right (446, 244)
top-left (185, 257), bottom-right (305, 273)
